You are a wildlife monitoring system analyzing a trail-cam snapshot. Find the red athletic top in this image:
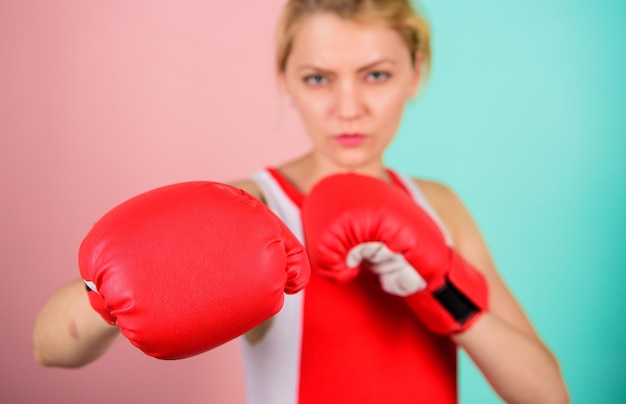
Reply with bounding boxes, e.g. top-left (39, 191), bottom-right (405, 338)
top-left (242, 168), bottom-right (458, 404)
